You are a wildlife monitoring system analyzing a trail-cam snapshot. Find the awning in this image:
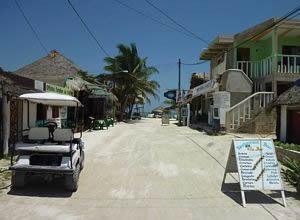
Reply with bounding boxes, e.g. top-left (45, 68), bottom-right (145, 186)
top-left (192, 80), bottom-right (219, 98)
top-left (179, 80), bottom-right (219, 105)
top-left (19, 93), bottom-right (83, 107)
